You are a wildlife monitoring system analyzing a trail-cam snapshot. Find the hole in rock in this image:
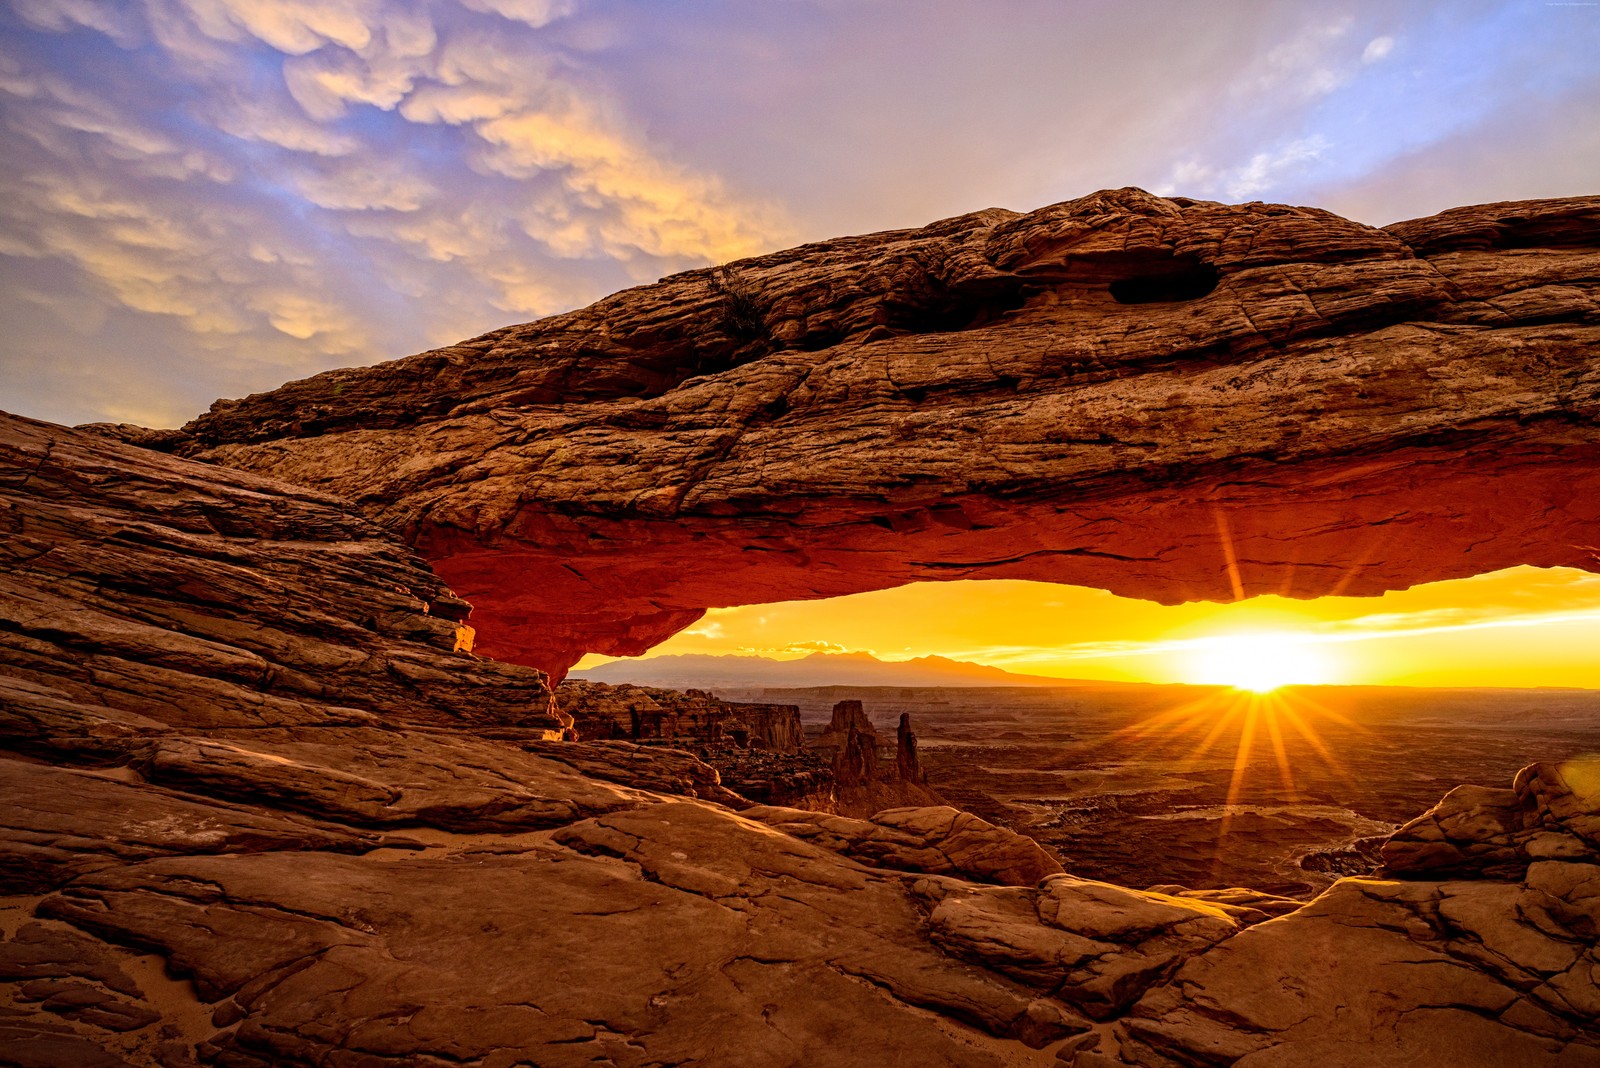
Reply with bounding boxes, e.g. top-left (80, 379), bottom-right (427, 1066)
top-left (882, 275), bottom-right (1033, 334)
top-left (569, 566), bottom-right (1600, 896)
top-left (1109, 259), bottom-right (1220, 304)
